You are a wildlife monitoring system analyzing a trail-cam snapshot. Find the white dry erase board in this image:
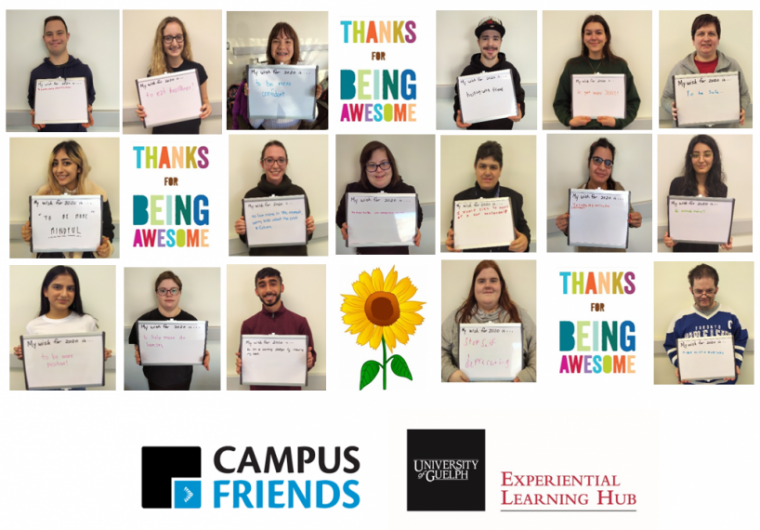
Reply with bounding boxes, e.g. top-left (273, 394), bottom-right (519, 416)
top-left (240, 334), bottom-right (308, 387)
top-left (347, 193), bottom-right (417, 247)
top-left (137, 321), bottom-right (208, 366)
top-left (243, 196), bottom-right (307, 248)
top-left (136, 70), bottom-right (202, 128)
top-left (568, 189), bottom-right (630, 249)
top-left (21, 332), bottom-right (105, 390)
top-left (674, 72), bottom-right (741, 127)
top-left (457, 70), bottom-right (518, 124)
top-left (30, 195), bottom-right (103, 253)
top-left (677, 336), bottom-right (736, 382)
top-left (668, 196), bottom-right (734, 245)
top-left (34, 78), bottom-right (89, 124)
top-left (458, 323), bottom-right (523, 382)
top-left (247, 64), bottom-right (318, 120)
top-left (571, 74), bottom-right (626, 119)
top-left (453, 197), bottom-right (515, 250)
